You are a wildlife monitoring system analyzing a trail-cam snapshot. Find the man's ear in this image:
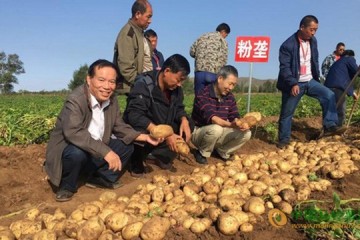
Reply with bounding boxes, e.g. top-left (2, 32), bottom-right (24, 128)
top-left (86, 76), bottom-right (91, 86)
